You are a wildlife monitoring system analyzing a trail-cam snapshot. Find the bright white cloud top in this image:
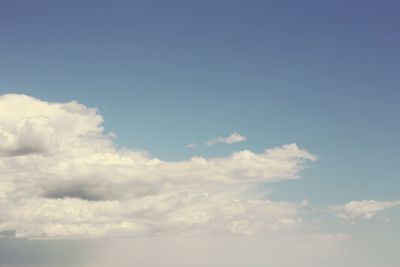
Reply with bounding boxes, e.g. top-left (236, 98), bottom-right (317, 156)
top-left (205, 132), bottom-right (247, 146)
top-left (0, 94), bottom-right (316, 238)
